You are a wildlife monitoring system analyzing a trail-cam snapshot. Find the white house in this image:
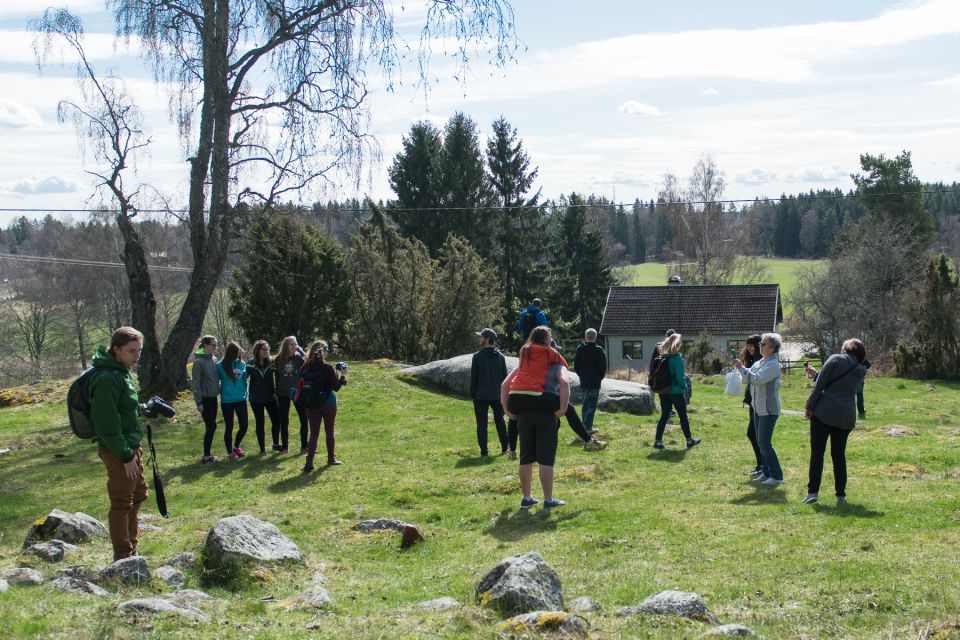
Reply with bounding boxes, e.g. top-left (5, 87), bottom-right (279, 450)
top-left (599, 283), bottom-right (783, 371)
